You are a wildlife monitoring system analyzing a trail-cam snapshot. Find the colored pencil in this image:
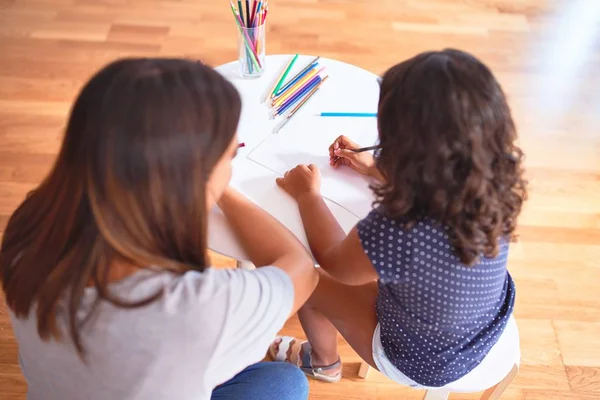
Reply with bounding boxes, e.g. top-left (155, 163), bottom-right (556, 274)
top-left (258, 9), bottom-right (264, 26)
top-left (271, 54), bottom-right (298, 98)
top-left (254, 1), bottom-right (264, 26)
top-left (349, 145), bottom-right (380, 153)
top-left (262, 5), bottom-right (269, 25)
top-left (262, 58), bottom-right (291, 103)
top-left (231, 17), bottom-right (259, 70)
top-left (332, 143), bottom-right (379, 164)
top-left (235, 0), bottom-right (249, 71)
top-left (271, 67), bottom-right (321, 107)
top-left (229, 2), bottom-right (261, 69)
top-left (274, 75), bottom-right (323, 116)
top-left (254, 2), bottom-right (265, 52)
top-left (246, 0), bottom-right (255, 73)
top-left (274, 77), bottom-right (328, 133)
top-left (275, 56), bottom-right (320, 96)
top-left (238, 142), bottom-right (246, 148)
top-left (237, 0), bottom-right (243, 24)
top-left (319, 112), bottom-right (377, 117)
top-left (289, 76), bottom-right (328, 116)
top-left (250, 0), bottom-right (258, 26)
top-left (245, 0), bottom-right (250, 27)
